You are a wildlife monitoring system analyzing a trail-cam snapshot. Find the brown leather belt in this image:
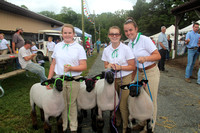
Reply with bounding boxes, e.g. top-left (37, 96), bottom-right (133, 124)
top-left (188, 47), bottom-right (198, 50)
top-left (138, 63), bottom-right (156, 72)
